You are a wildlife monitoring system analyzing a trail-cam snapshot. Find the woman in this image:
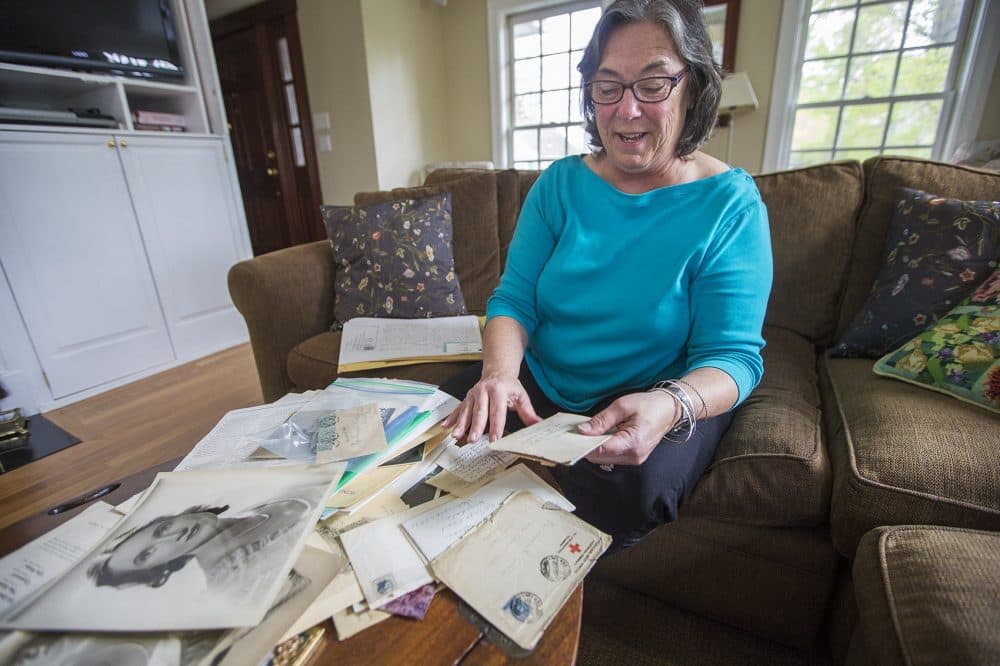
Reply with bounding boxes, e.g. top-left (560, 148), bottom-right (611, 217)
top-left (86, 499), bottom-right (312, 589)
top-left (442, 0), bottom-right (772, 548)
